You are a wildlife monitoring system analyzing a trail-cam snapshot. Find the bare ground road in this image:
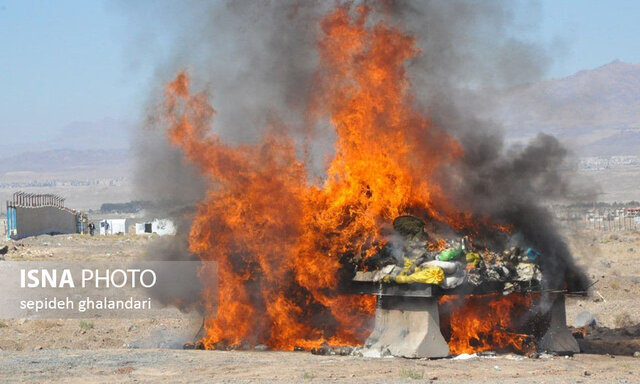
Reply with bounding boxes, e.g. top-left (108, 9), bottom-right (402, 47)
top-left (0, 349), bottom-right (639, 383)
